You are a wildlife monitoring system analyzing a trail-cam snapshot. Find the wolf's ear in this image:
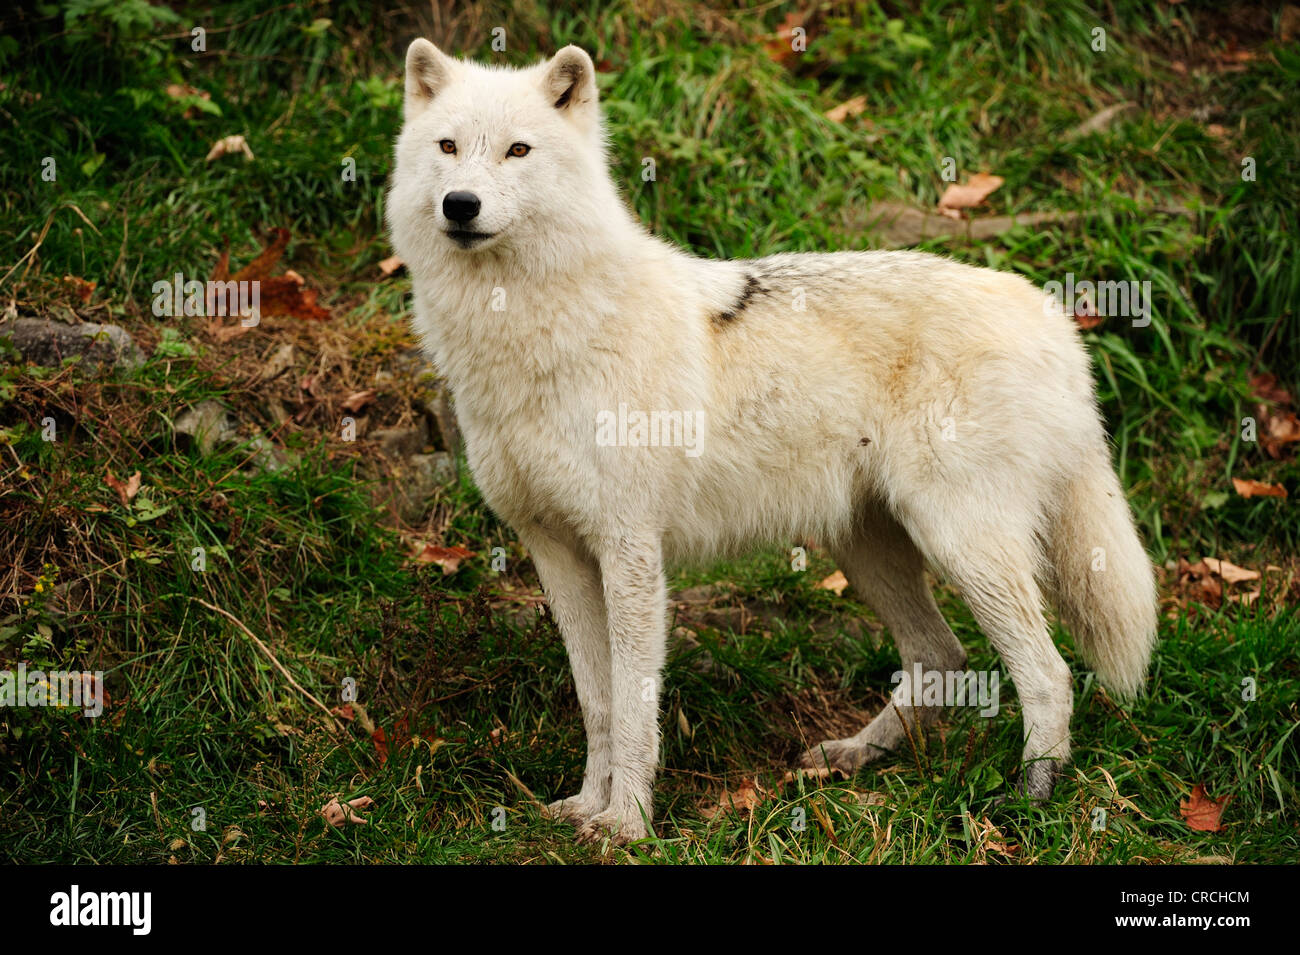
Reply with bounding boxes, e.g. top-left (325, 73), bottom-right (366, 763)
top-left (540, 45), bottom-right (597, 116)
top-left (404, 39), bottom-right (456, 122)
